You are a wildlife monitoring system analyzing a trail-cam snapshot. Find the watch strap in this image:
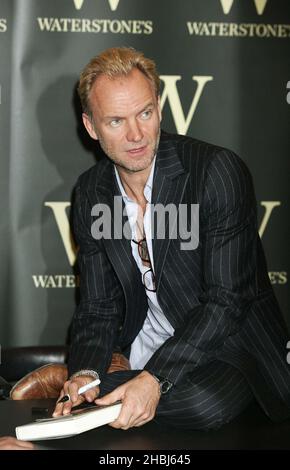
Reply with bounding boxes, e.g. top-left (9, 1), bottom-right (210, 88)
top-left (151, 374), bottom-right (173, 395)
